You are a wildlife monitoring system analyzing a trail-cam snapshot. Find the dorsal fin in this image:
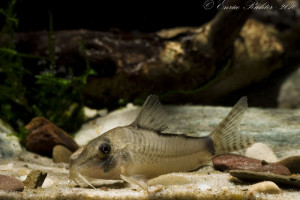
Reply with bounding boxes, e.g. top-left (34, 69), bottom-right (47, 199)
top-left (131, 95), bottom-right (168, 132)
